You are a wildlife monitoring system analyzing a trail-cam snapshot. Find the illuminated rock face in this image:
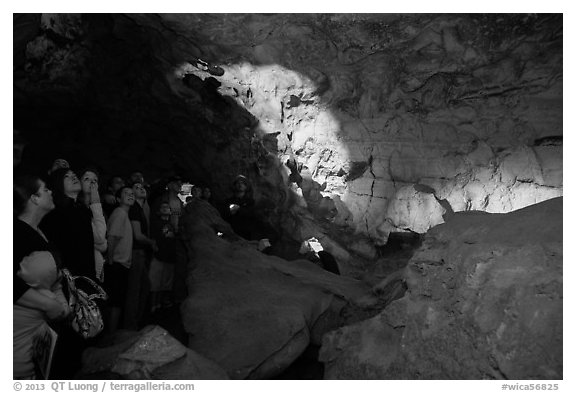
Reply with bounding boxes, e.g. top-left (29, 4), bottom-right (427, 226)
top-left (160, 14), bottom-right (563, 244)
top-left (14, 14), bottom-right (562, 248)
top-left (319, 197), bottom-right (563, 379)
